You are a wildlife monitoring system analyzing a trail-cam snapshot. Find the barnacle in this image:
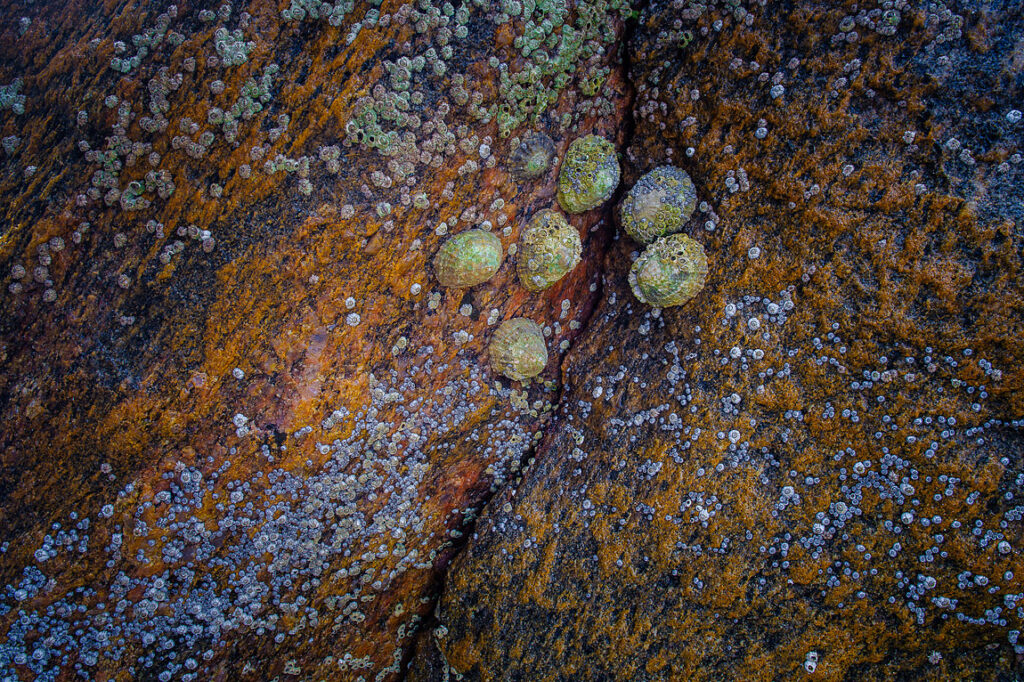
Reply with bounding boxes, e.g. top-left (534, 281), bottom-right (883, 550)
top-left (489, 317), bottom-right (548, 381)
top-left (628, 233), bottom-right (708, 307)
top-left (517, 209), bottom-right (581, 292)
top-left (619, 165), bottom-right (697, 244)
top-left (556, 135), bottom-right (620, 214)
top-left (508, 132), bottom-right (557, 180)
top-left (434, 229), bottom-right (503, 288)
